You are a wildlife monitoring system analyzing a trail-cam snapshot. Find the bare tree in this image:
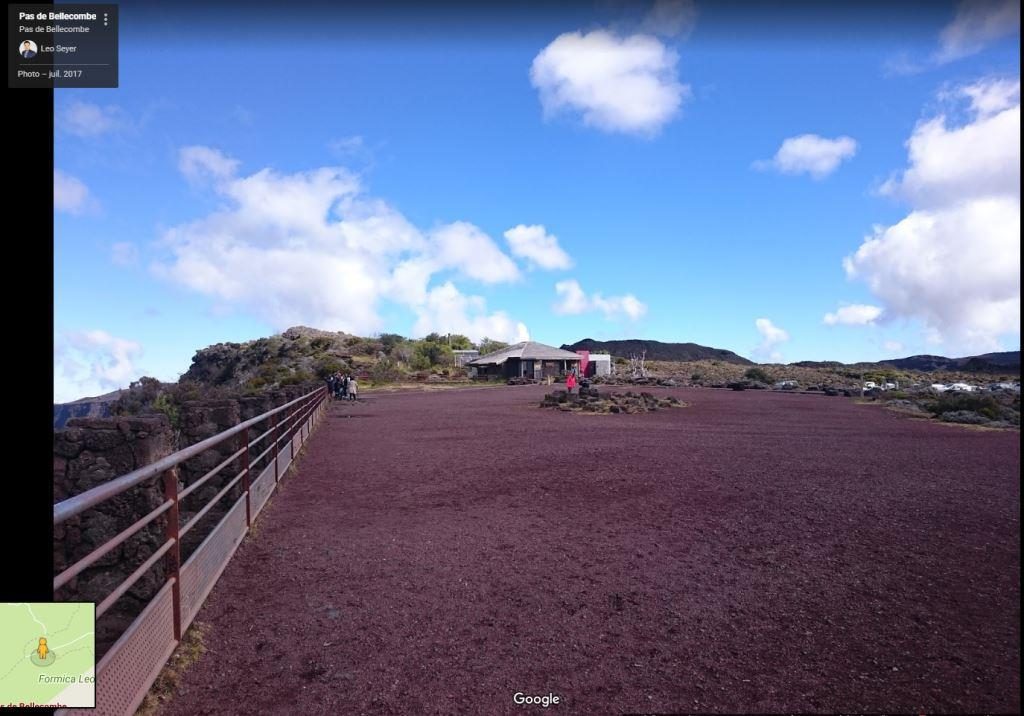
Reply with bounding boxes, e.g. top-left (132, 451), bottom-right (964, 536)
top-left (629, 350), bottom-right (648, 378)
